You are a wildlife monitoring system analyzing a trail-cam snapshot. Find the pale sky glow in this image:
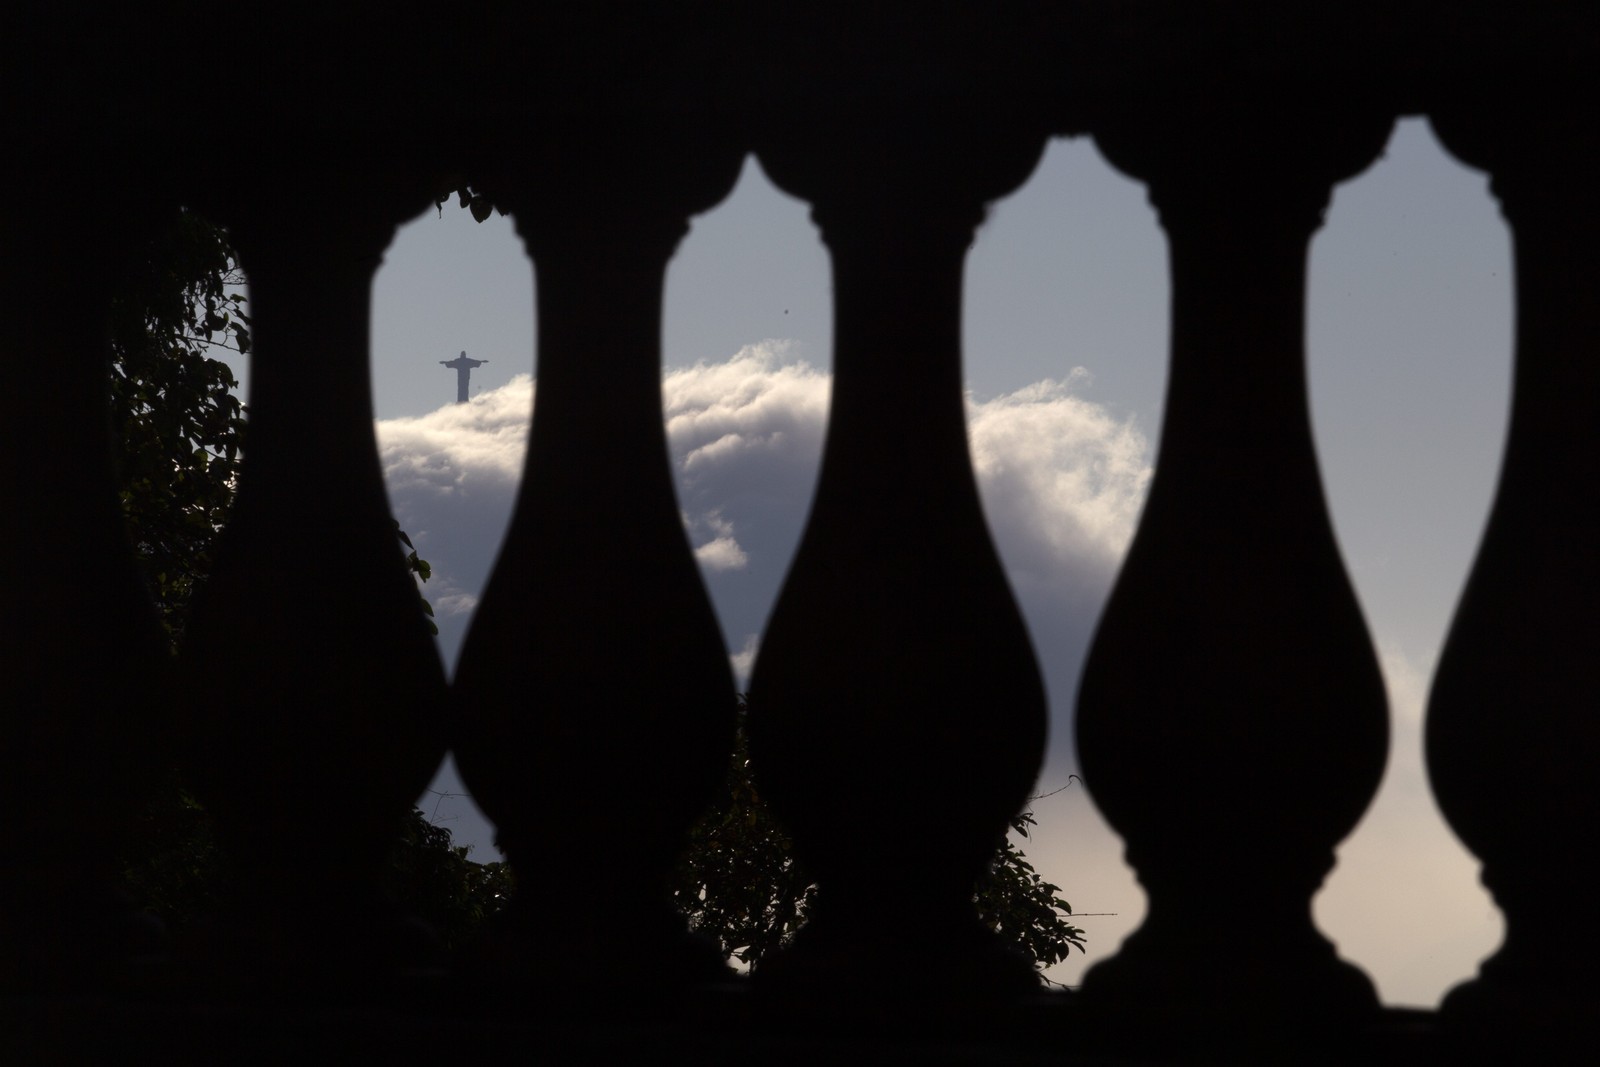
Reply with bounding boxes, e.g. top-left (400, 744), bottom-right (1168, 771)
top-left (308, 116), bottom-right (1514, 1004)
